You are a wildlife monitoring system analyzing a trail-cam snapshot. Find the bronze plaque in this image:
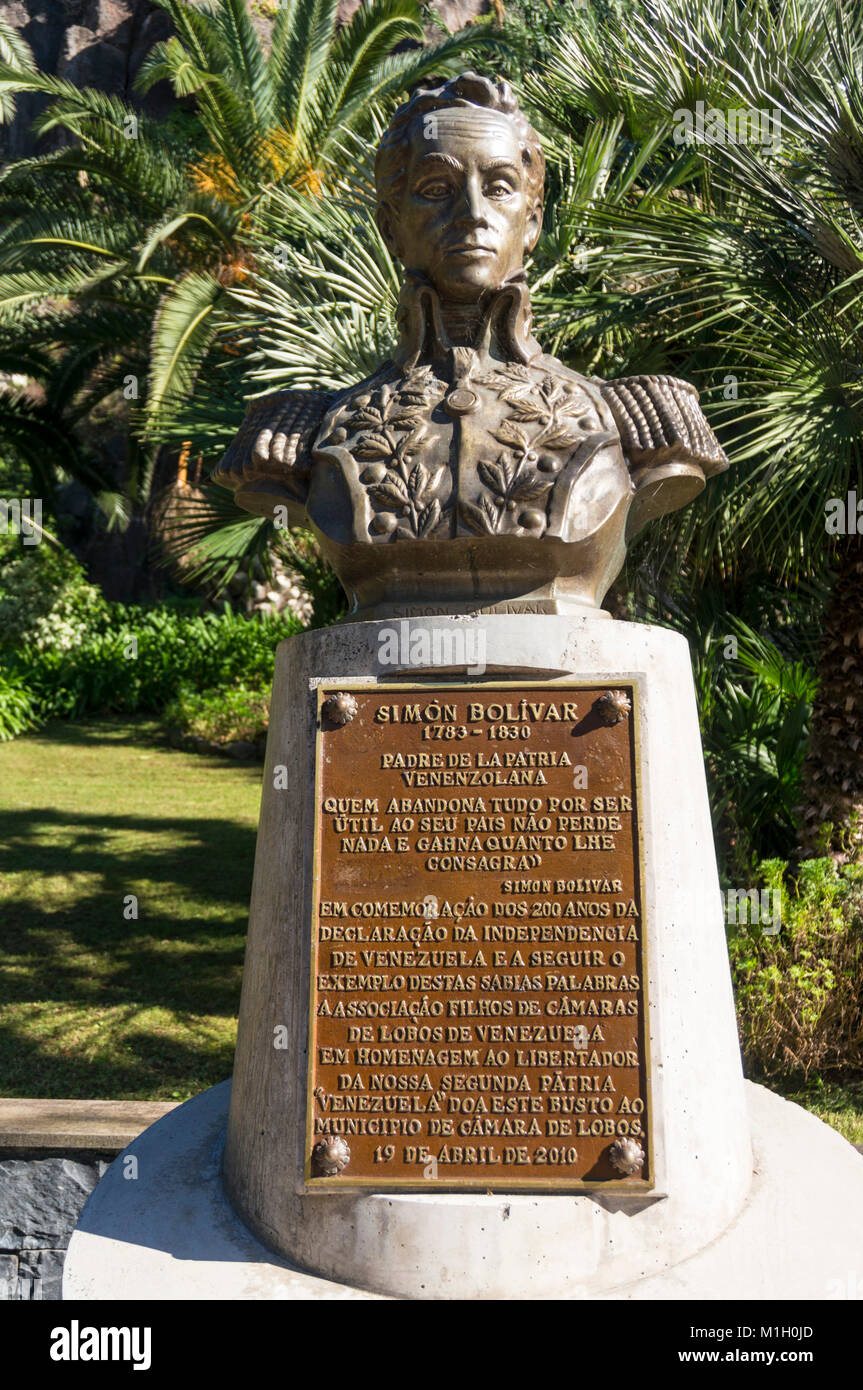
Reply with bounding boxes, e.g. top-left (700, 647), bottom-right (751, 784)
top-left (305, 682), bottom-right (652, 1191)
